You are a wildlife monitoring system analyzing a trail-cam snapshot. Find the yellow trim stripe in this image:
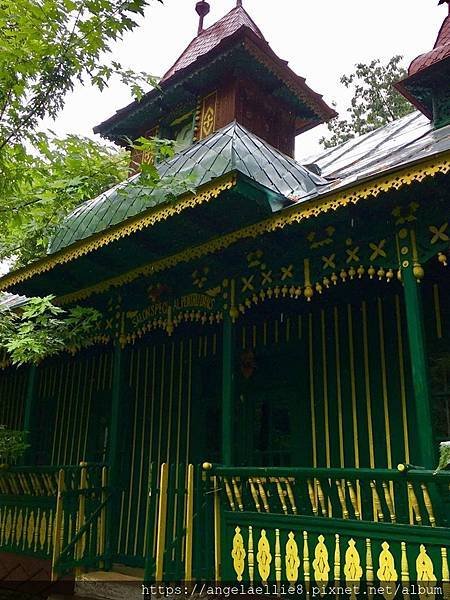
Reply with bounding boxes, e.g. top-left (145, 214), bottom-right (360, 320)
top-left (0, 175), bottom-right (236, 291)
